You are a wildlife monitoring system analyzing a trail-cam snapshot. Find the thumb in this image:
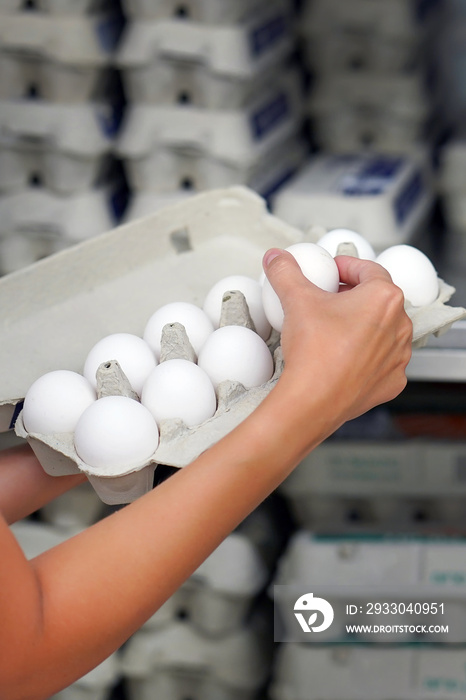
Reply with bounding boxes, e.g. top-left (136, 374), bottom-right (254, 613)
top-left (262, 249), bottom-right (313, 332)
top-left (262, 248), bottom-right (308, 300)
